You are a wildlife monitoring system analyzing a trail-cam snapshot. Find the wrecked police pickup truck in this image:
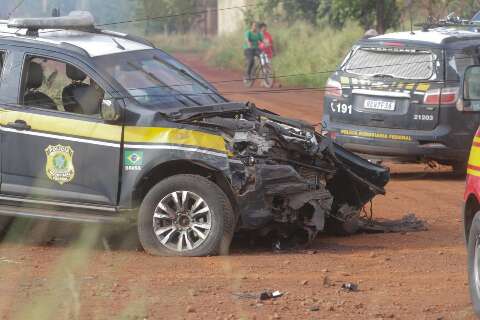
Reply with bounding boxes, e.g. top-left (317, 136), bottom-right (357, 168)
top-left (0, 12), bottom-right (389, 256)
